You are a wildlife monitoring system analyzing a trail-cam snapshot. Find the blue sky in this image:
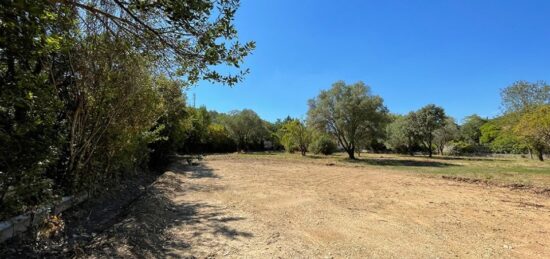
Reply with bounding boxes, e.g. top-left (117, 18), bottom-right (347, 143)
top-left (188, 0), bottom-right (550, 123)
